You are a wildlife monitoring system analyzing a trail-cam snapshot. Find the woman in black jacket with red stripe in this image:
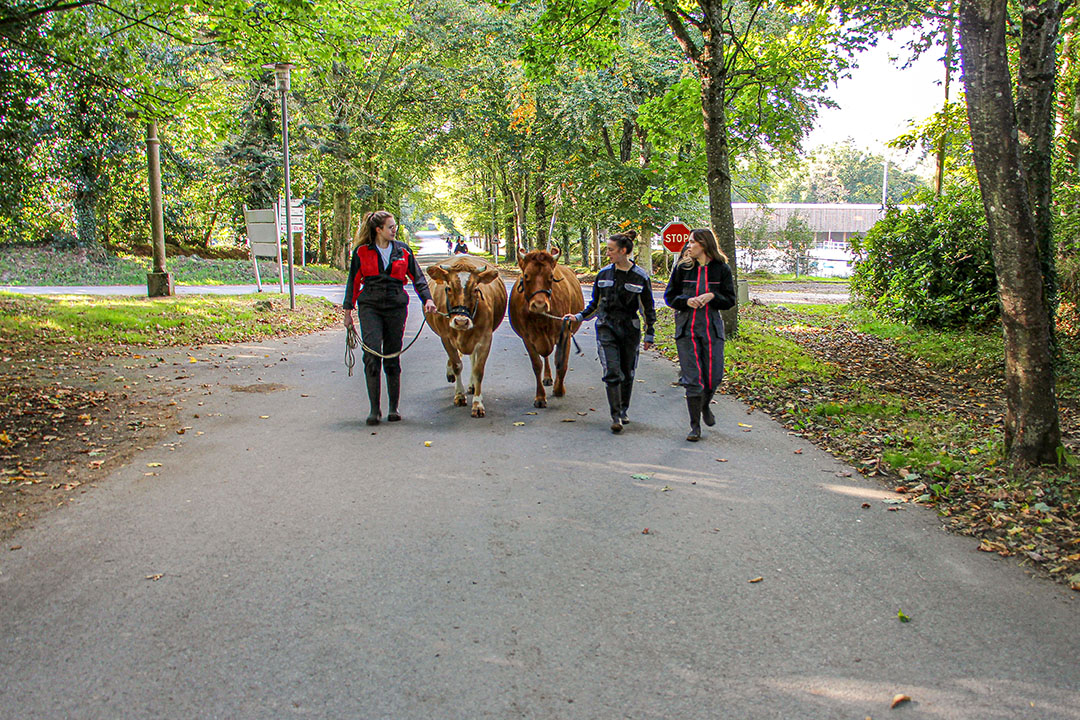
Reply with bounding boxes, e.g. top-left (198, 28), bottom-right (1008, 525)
top-left (344, 211), bottom-right (437, 425)
top-left (664, 228), bottom-right (737, 441)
